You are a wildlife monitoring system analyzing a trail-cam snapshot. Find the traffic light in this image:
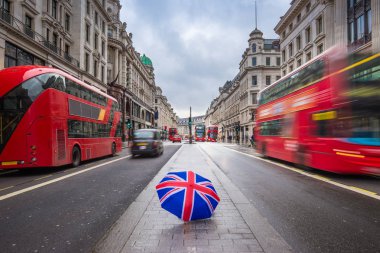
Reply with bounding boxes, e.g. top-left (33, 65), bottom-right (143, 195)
top-left (126, 119), bottom-right (132, 129)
